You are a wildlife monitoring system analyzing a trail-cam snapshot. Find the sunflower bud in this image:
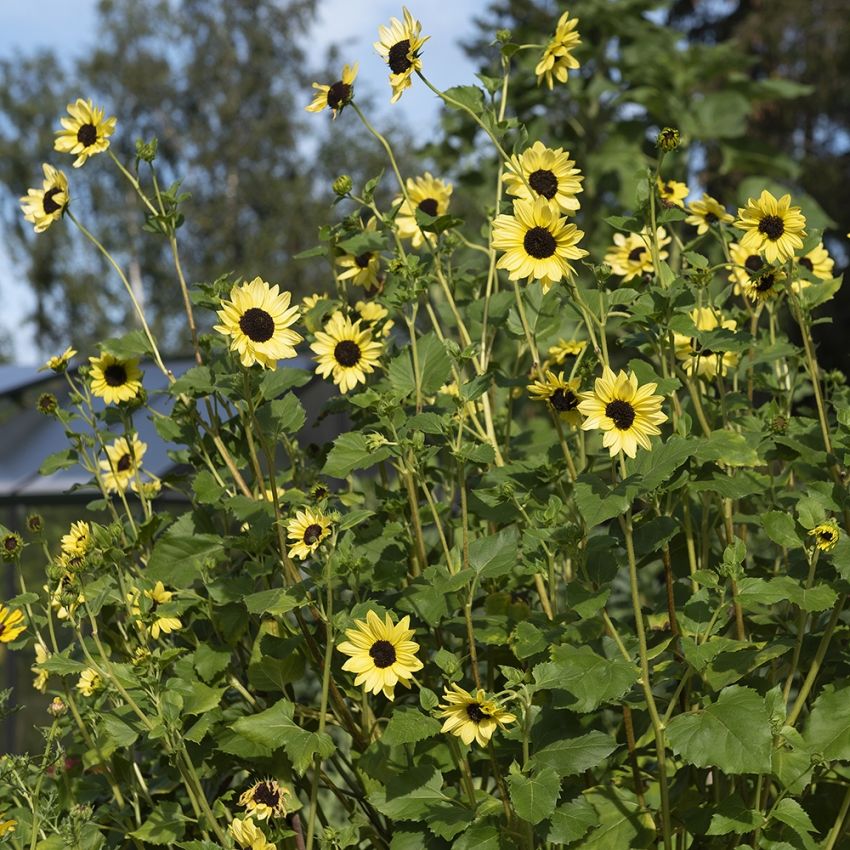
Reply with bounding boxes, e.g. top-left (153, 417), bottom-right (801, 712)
top-left (1, 532), bottom-right (24, 561)
top-left (47, 697), bottom-right (67, 717)
top-left (656, 127), bottom-right (681, 152)
top-left (332, 175), bottom-right (353, 197)
top-left (37, 392), bottom-right (58, 416)
top-left (135, 137), bottom-right (158, 163)
top-left (496, 29), bottom-right (512, 43)
top-left (27, 514), bottom-right (45, 534)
